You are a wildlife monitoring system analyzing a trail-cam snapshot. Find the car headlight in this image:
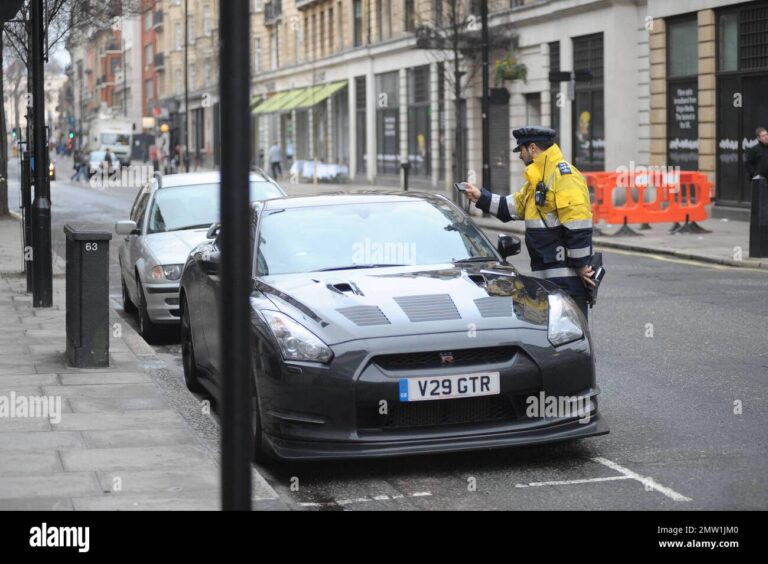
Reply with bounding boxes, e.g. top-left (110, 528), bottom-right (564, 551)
top-left (261, 310), bottom-right (333, 363)
top-left (149, 264), bottom-right (183, 281)
top-left (547, 294), bottom-right (585, 347)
